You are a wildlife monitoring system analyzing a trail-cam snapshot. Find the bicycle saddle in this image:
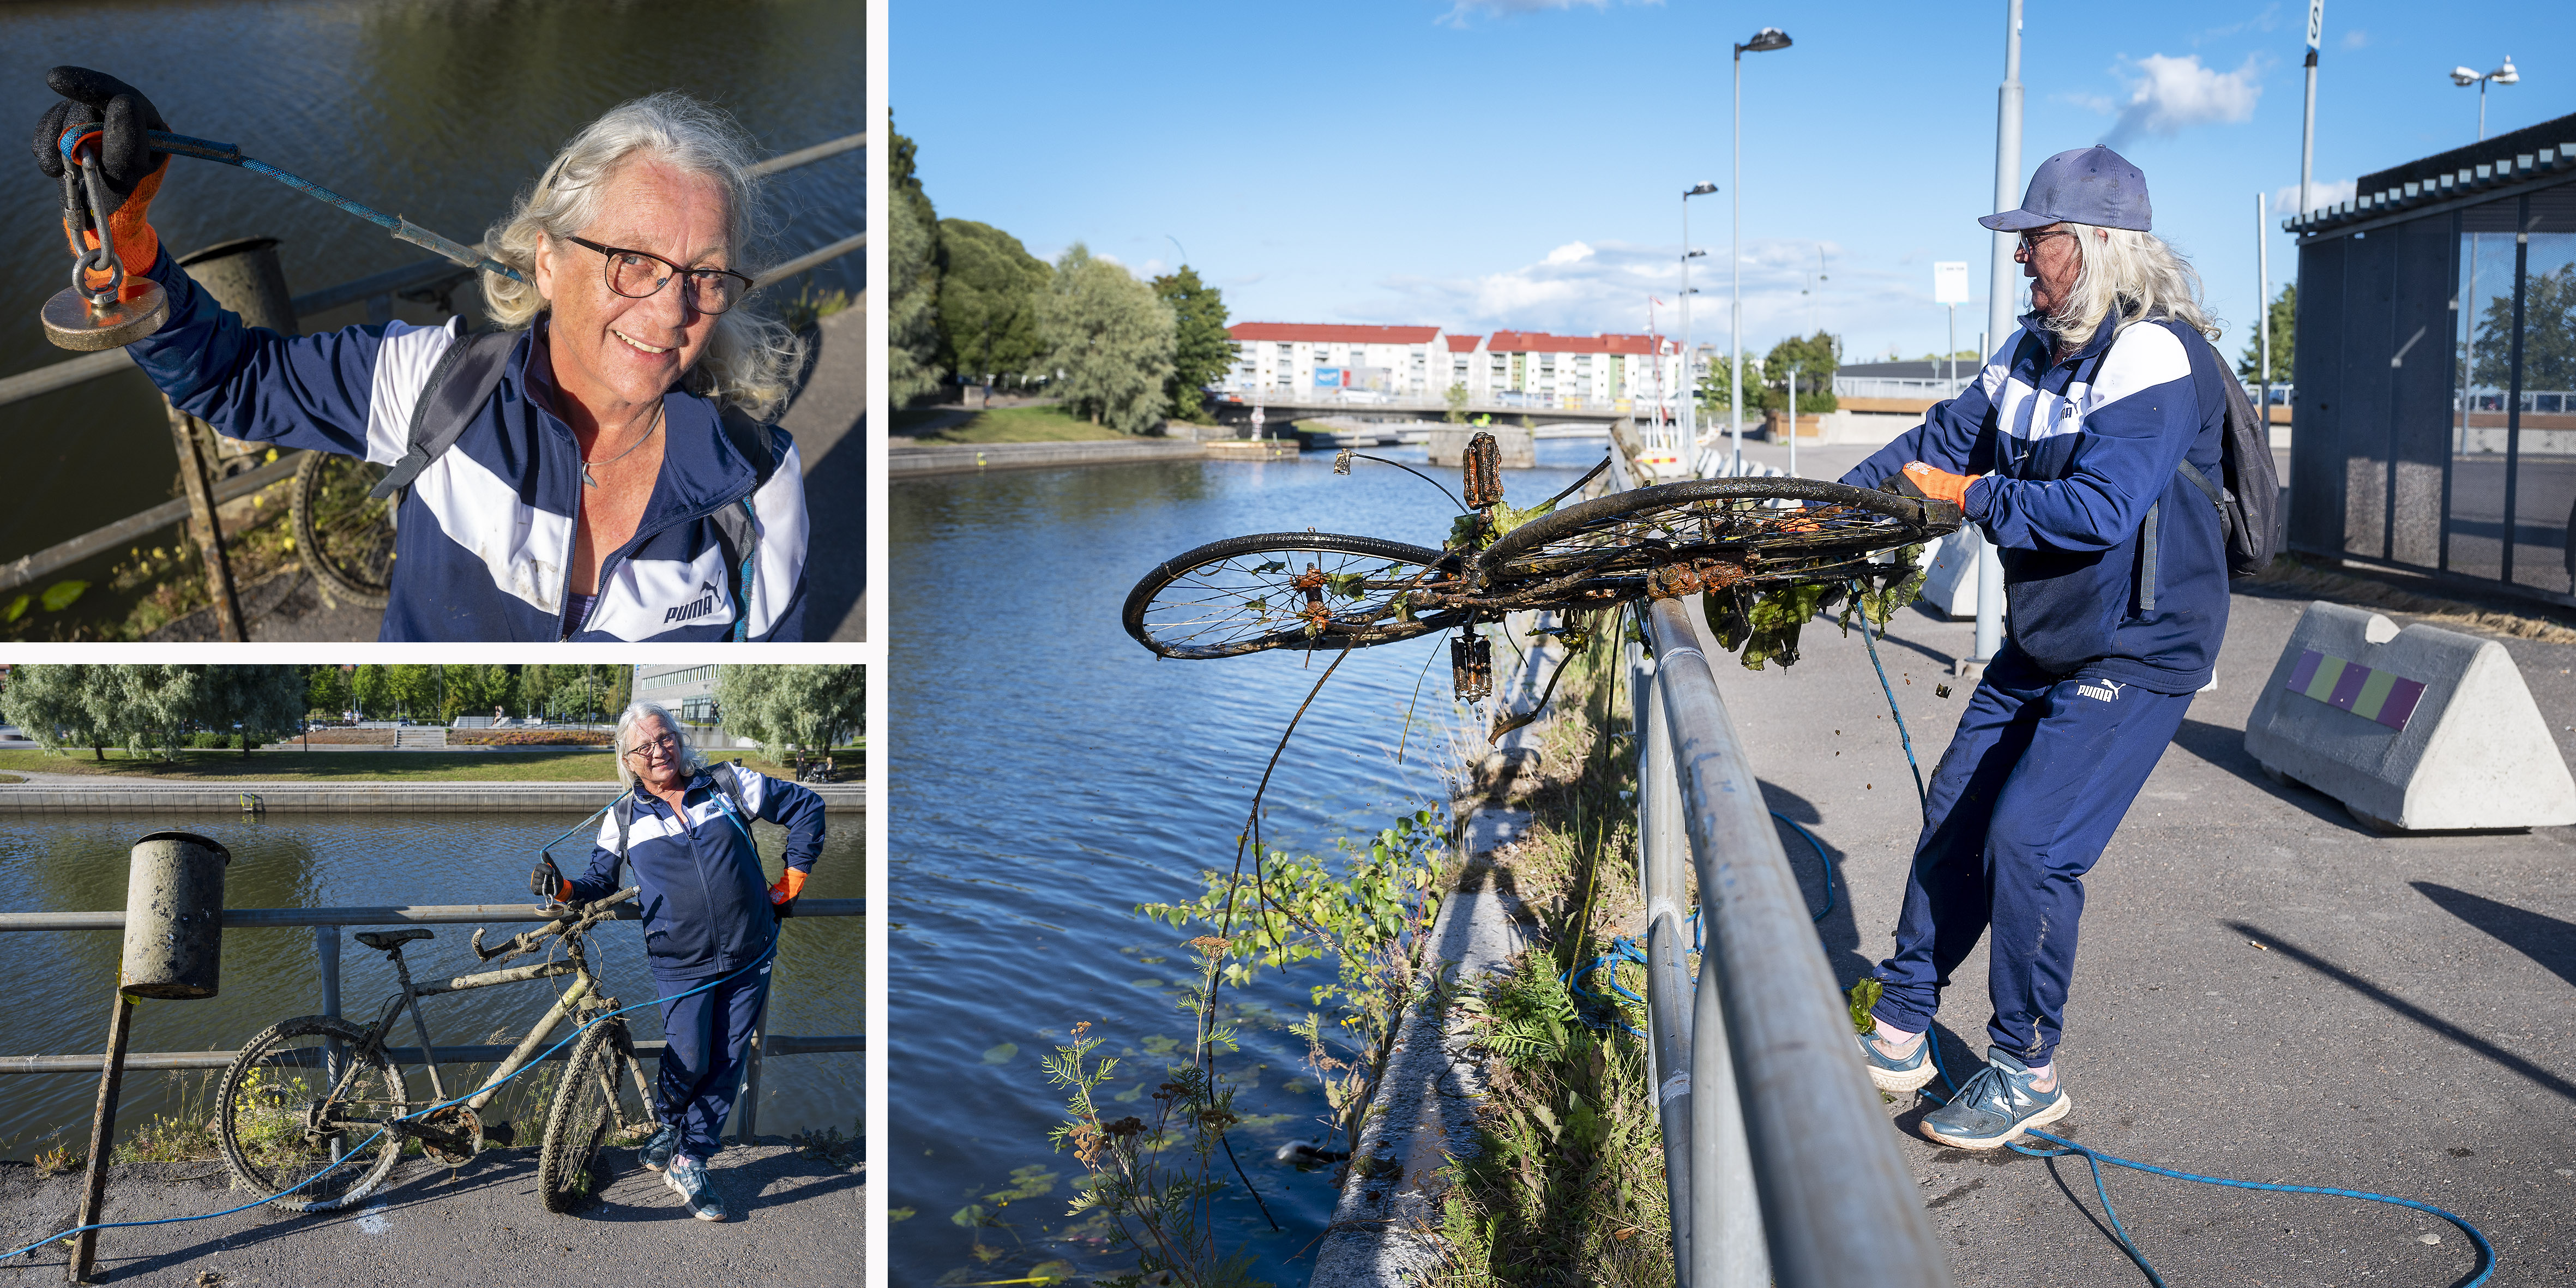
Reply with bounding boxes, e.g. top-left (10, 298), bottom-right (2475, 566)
top-left (354, 928), bottom-right (434, 951)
